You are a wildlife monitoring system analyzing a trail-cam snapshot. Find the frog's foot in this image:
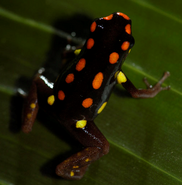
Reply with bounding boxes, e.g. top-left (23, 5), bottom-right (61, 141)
top-left (56, 147), bottom-right (100, 180)
top-left (143, 71), bottom-right (170, 91)
top-left (56, 120), bottom-right (109, 180)
top-left (122, 71), bottom-right (170, 98)
top-left (56, 164), bottom-right (88, 180)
